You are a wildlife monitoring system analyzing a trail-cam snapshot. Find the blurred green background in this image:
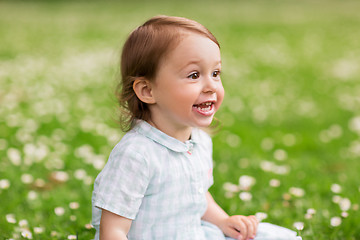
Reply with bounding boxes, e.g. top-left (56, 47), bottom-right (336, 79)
top-left (0, 0), bottom-right (359, 239)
